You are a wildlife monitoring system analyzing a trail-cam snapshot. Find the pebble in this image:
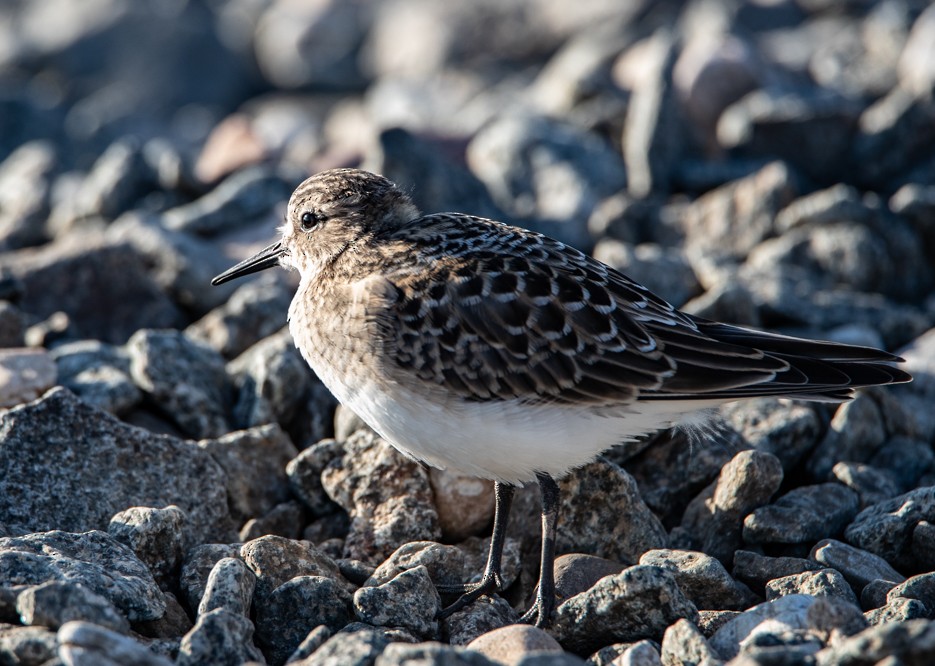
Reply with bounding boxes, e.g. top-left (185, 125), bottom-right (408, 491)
top-left (844, 486), bottom-right (935, 572)
top-left (239, 535), bottom-right (349, 605)
top-left (50, 340), bottom-right (141, 415)
top-left (765, 569), bottom-right (859, 607)
top-left (127, 328), bottom-right (233, 439)
top-left (552, 565), bottom-right (698, 654)
top-left (176, 607), bottom-right (264, 666)
top-left (256, 575), bottom-right (352, 664)
top-left (552, 553), bottom-right (626, 602)
top-left (107, 505), bottom-right (186, 588)
top-left (557, 460), bottom-right (668, 565)
top-left (197, 423), bottom-right (298, 524)
top-left (639, 549), bottom-right (755, 611)
top-left (321, 429), bottom-right (441, 565)
top-left (809, 539), bottom-right (904, 591)
top-left (353, 565), bottom-right (440, 638)
top-left (743, 483), bottom-right (859, 545)
top-left (659, 618), bottom-right (722, 666)
top-left (16, 580), bottom-right (130, 633)
top-left (442, 595), bottom-right (519, 647)
top-left (197, 557), bottom-right (255, 617)
top-left (429, 469), bottom-right (496, 543)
